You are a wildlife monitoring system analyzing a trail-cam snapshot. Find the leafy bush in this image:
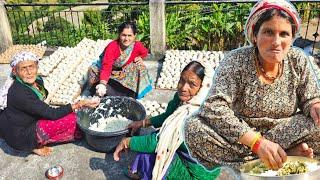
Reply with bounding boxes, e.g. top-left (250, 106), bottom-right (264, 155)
top-left (136, 12), bottom-right (150, 46)
top-left (83, 11), bottom-right (103, 25)
top-left (43, 17), bottom-right (72, 32)
top-left (8, 2), bottom-right (316, 51)
top-left (295, 2), bottom-right (320, 22)
top-left (163, 3), bottom-right (252, 51)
